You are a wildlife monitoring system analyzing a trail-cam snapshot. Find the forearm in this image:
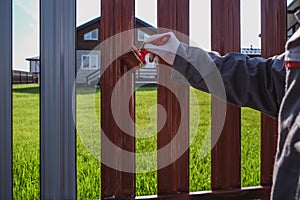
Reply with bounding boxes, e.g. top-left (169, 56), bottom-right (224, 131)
top-left (172, 43), bottom-right (286, 117)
